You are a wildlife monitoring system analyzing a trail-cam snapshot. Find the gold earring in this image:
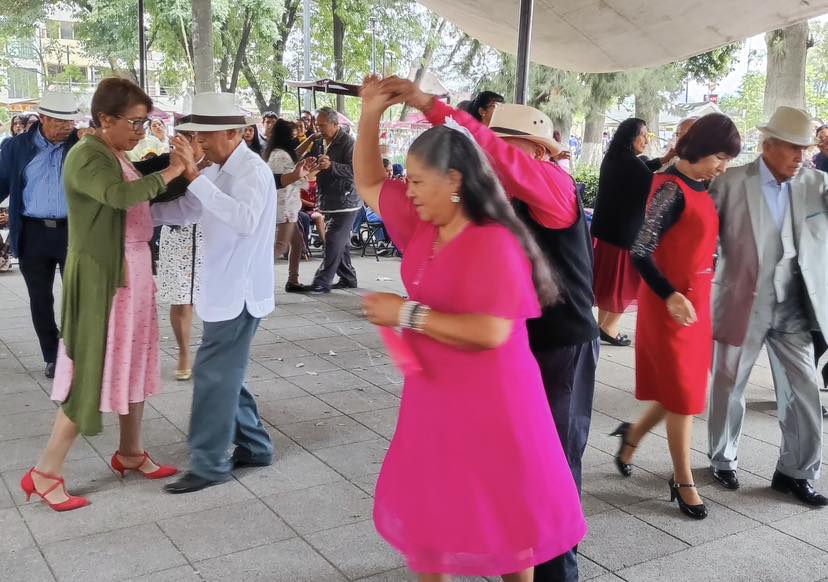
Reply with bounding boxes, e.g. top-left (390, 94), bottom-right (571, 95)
top-left (450, 194), bottom-right (461, 203)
